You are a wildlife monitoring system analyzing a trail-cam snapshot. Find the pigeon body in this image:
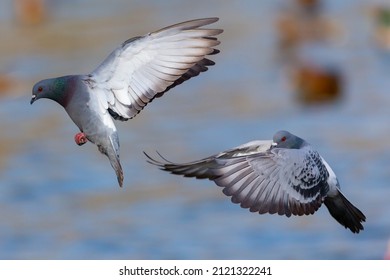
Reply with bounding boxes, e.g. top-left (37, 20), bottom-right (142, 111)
top-left (145, 130), bottom-right (366, 233)
top-left (30, 18), bottom-right (223, 187)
